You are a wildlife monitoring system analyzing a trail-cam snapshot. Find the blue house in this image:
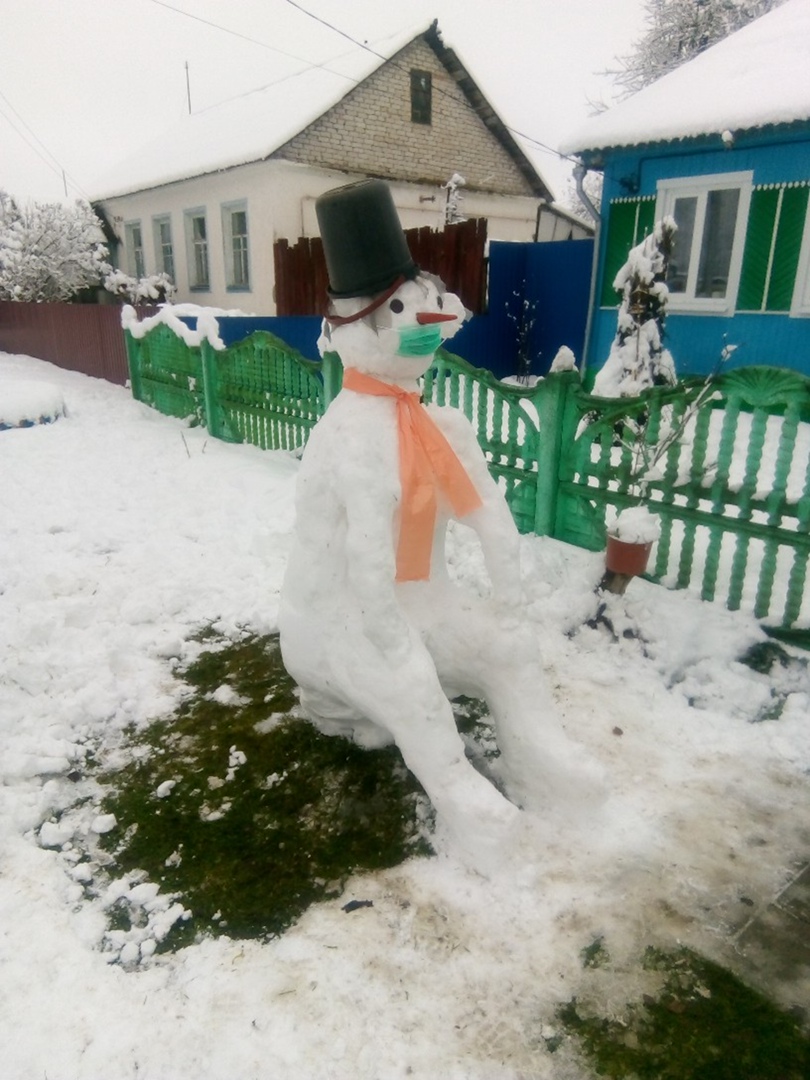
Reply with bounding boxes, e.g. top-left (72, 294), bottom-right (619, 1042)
top-left (560, 0), bottom-right (810, 379)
